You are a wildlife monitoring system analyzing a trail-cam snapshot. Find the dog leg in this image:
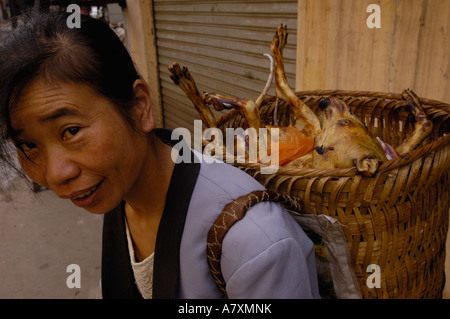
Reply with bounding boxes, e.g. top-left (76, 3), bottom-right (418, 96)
top-left (202, 92), bottom-right (265, 160)
top-left (395, 89), bottom-right (433, 155)
top-left (202, 93), bottom-right (262, 130)
top-left (168, 63), bottom-right (217, 128)
top-left (271, 24), bottom-right (320, 137)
